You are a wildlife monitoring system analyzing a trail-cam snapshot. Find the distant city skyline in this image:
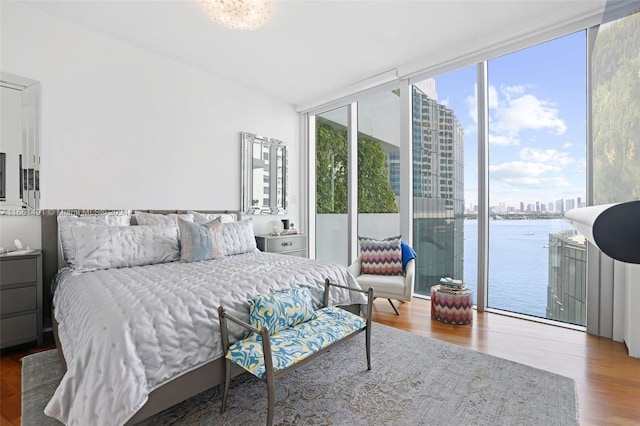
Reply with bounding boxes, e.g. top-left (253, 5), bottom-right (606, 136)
top-left (465, 195), bottom-right (586, 215)
top-left (423, 31), bottom-right (587, 209)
